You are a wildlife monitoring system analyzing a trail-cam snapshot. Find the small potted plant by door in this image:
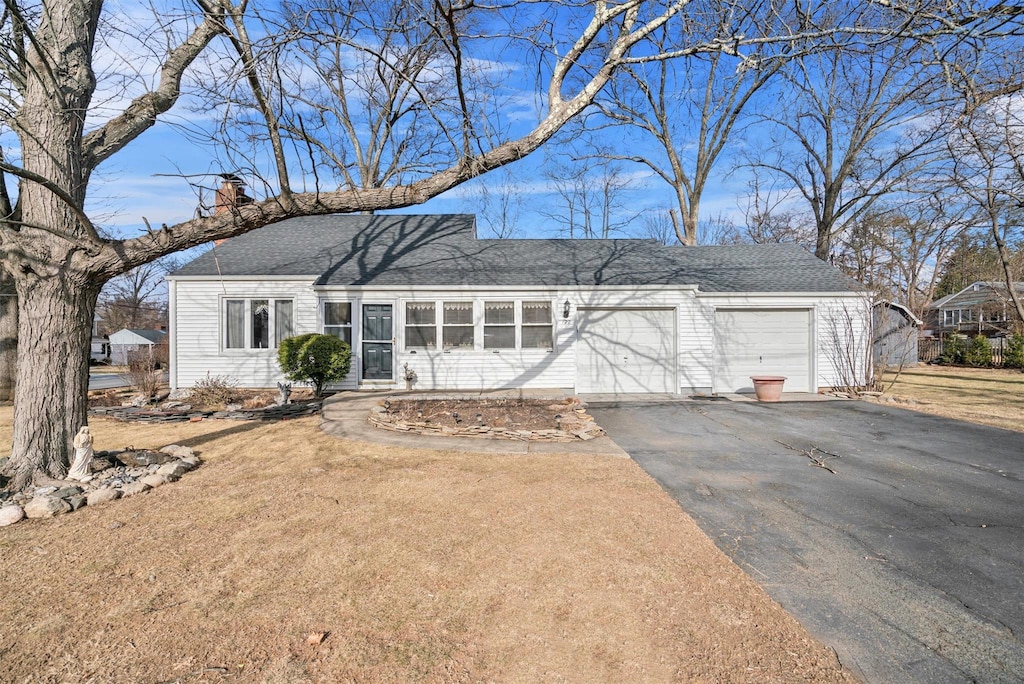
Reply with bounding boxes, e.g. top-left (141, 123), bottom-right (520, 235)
top-left (750, 376), bottom-right (786, 402)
